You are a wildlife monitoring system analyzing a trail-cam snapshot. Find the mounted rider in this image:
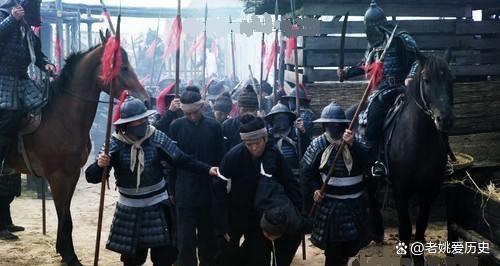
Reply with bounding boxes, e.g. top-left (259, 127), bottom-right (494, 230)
top-left (337, 0), bottom-right (418, 176)
top-left (0, 0), bottom-right (55, 168)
